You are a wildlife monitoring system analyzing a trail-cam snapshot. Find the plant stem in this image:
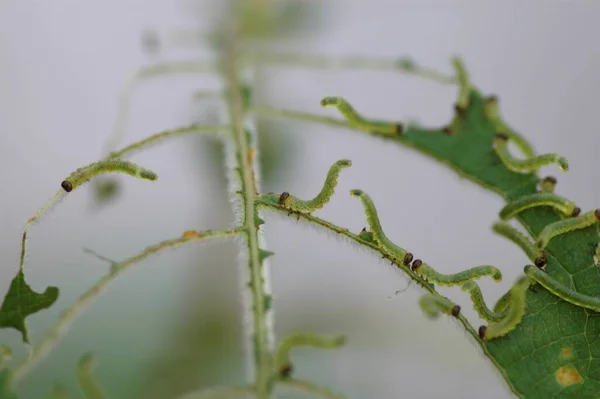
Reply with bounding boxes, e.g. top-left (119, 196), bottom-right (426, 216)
top-left (242, 53), bottom-right (456, 84)
top-left (10, 228), bottom-right (241, 385)
top-left (175, 385), bottom-right (255, 399)
top-left (221, 29), bottom-right (274, 398)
